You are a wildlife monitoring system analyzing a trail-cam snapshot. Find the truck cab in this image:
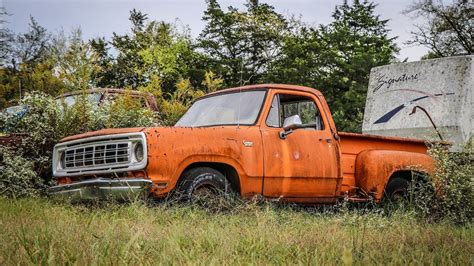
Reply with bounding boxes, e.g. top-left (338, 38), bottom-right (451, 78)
top-left (49, 84), bottom-right (435, 204)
